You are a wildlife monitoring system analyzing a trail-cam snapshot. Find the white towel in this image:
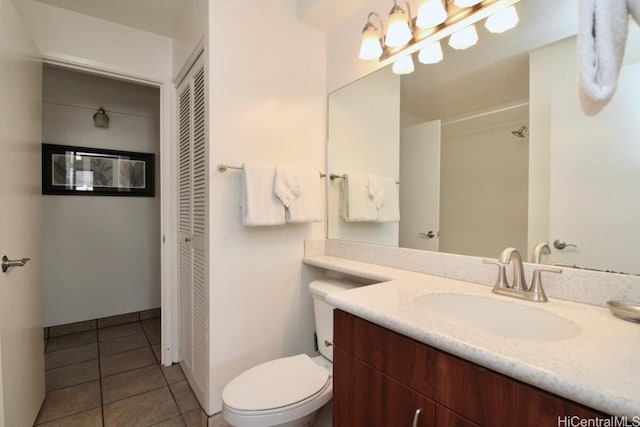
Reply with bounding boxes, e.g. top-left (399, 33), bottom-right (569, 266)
top-left (374, 176), bottom-right (400, 223)
top-left (629, 0), bottom-right (640, 24)
top-left (279, 167), bottom-right (323, 223)
top-left (241, 163), bottom-right (286, 226)
top-left (366, 175), bottom-right (385, 209)
top-left (274, 166), bottom-right (302, 207)
top-left (340, 174), bottom-right (378, 222)
top-left (578, 0), bottom-right (629, 115)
